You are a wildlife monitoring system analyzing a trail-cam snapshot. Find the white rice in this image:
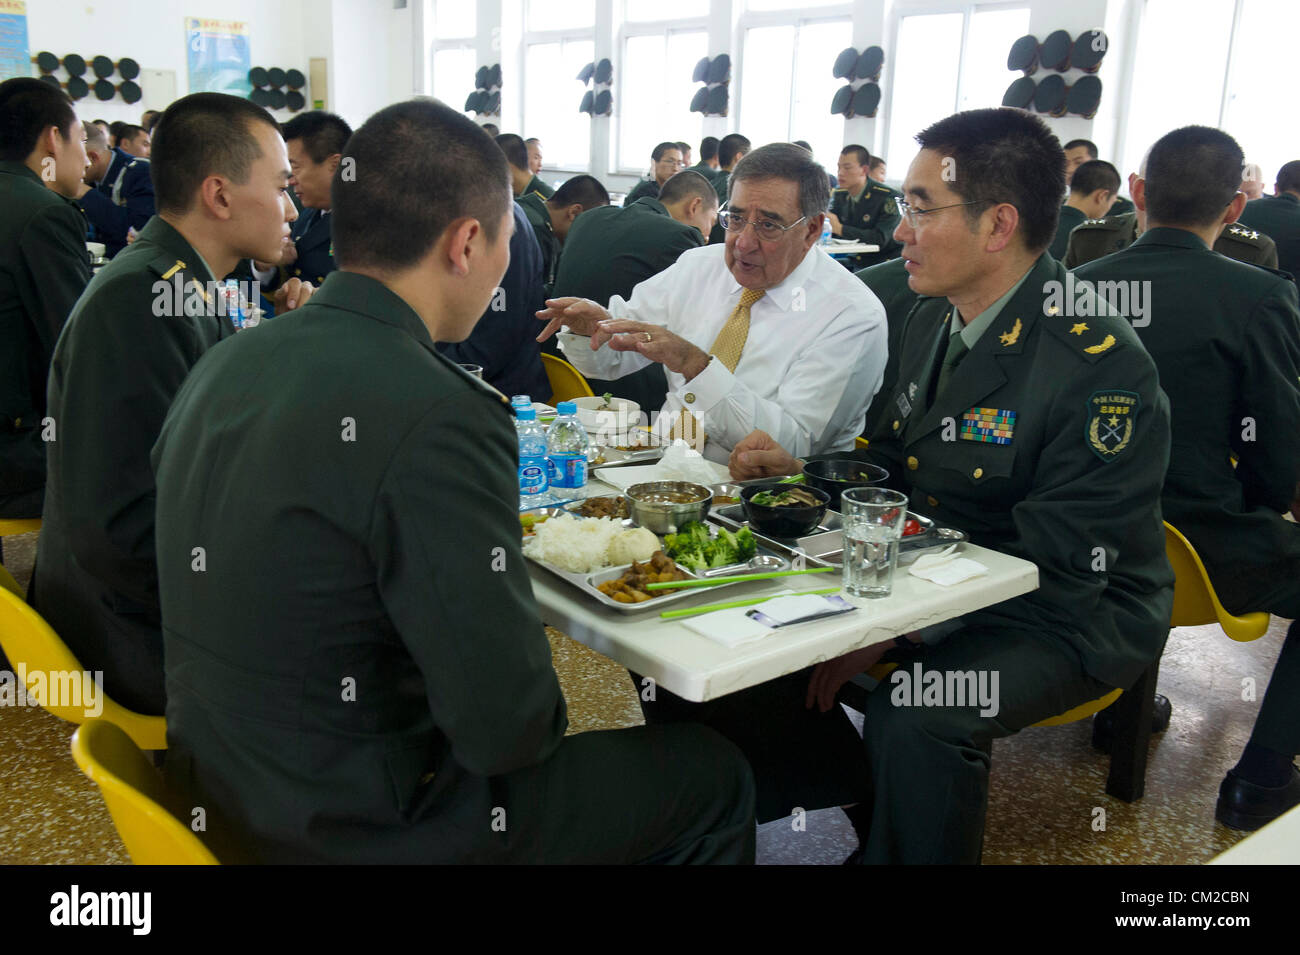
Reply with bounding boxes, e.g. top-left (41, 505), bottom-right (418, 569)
top-left (523, 514), bottom-right (658, 573)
